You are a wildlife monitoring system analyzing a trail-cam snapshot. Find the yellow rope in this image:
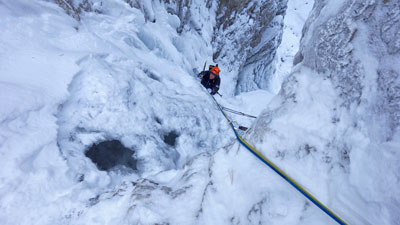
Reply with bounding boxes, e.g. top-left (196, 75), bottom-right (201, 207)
top-left (210, 94), bottom-right (347, 225)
